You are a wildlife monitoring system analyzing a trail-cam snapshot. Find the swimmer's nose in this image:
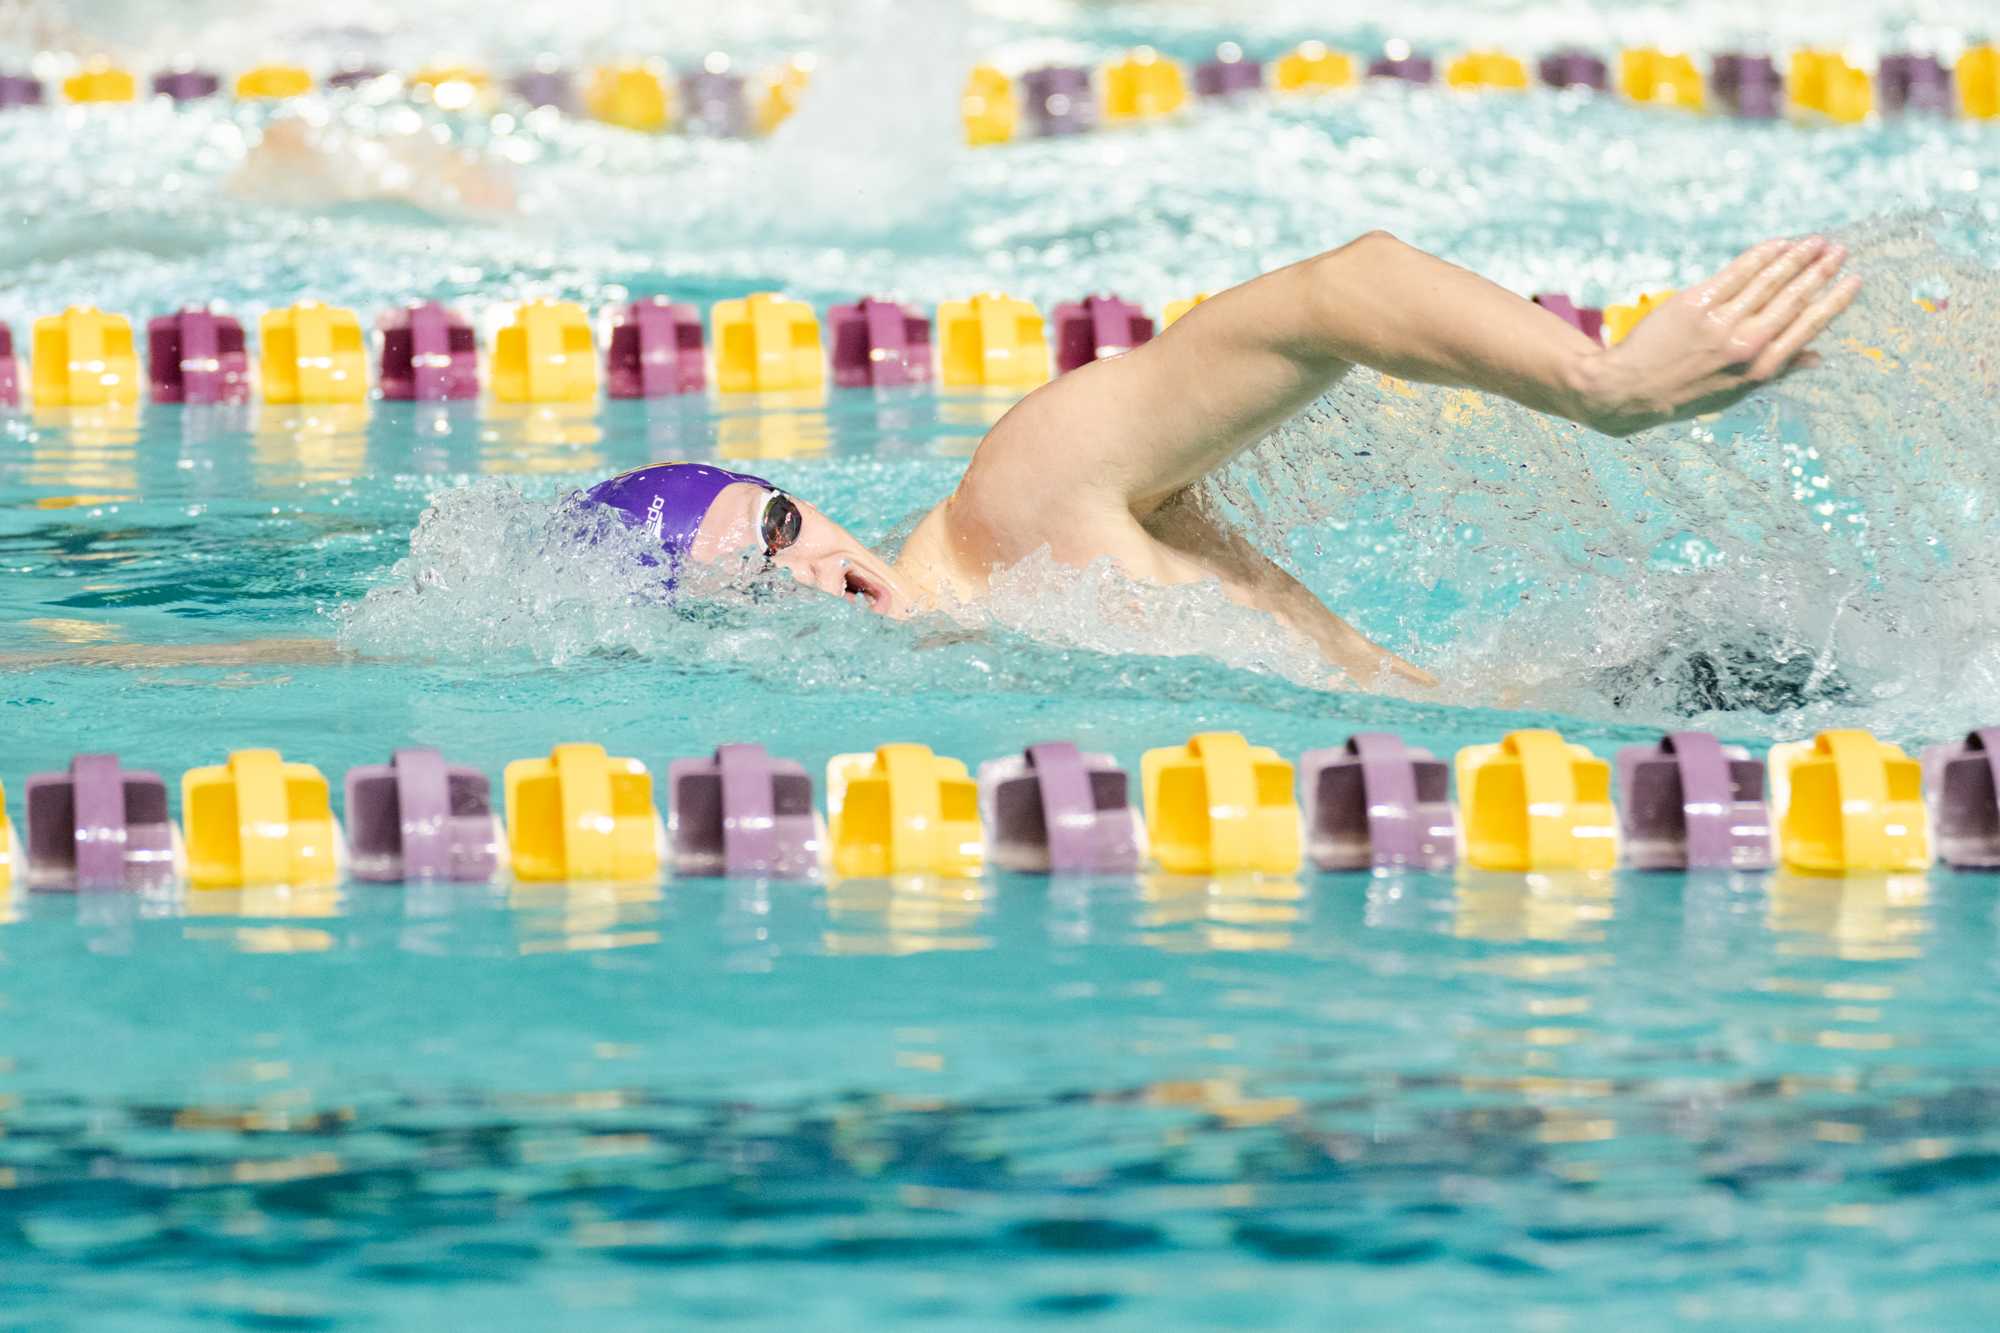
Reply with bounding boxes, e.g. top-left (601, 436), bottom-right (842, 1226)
top-left (774, 553), bottom-right (839, 596)
top-left (778, 552), bottom-right (893, 613)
